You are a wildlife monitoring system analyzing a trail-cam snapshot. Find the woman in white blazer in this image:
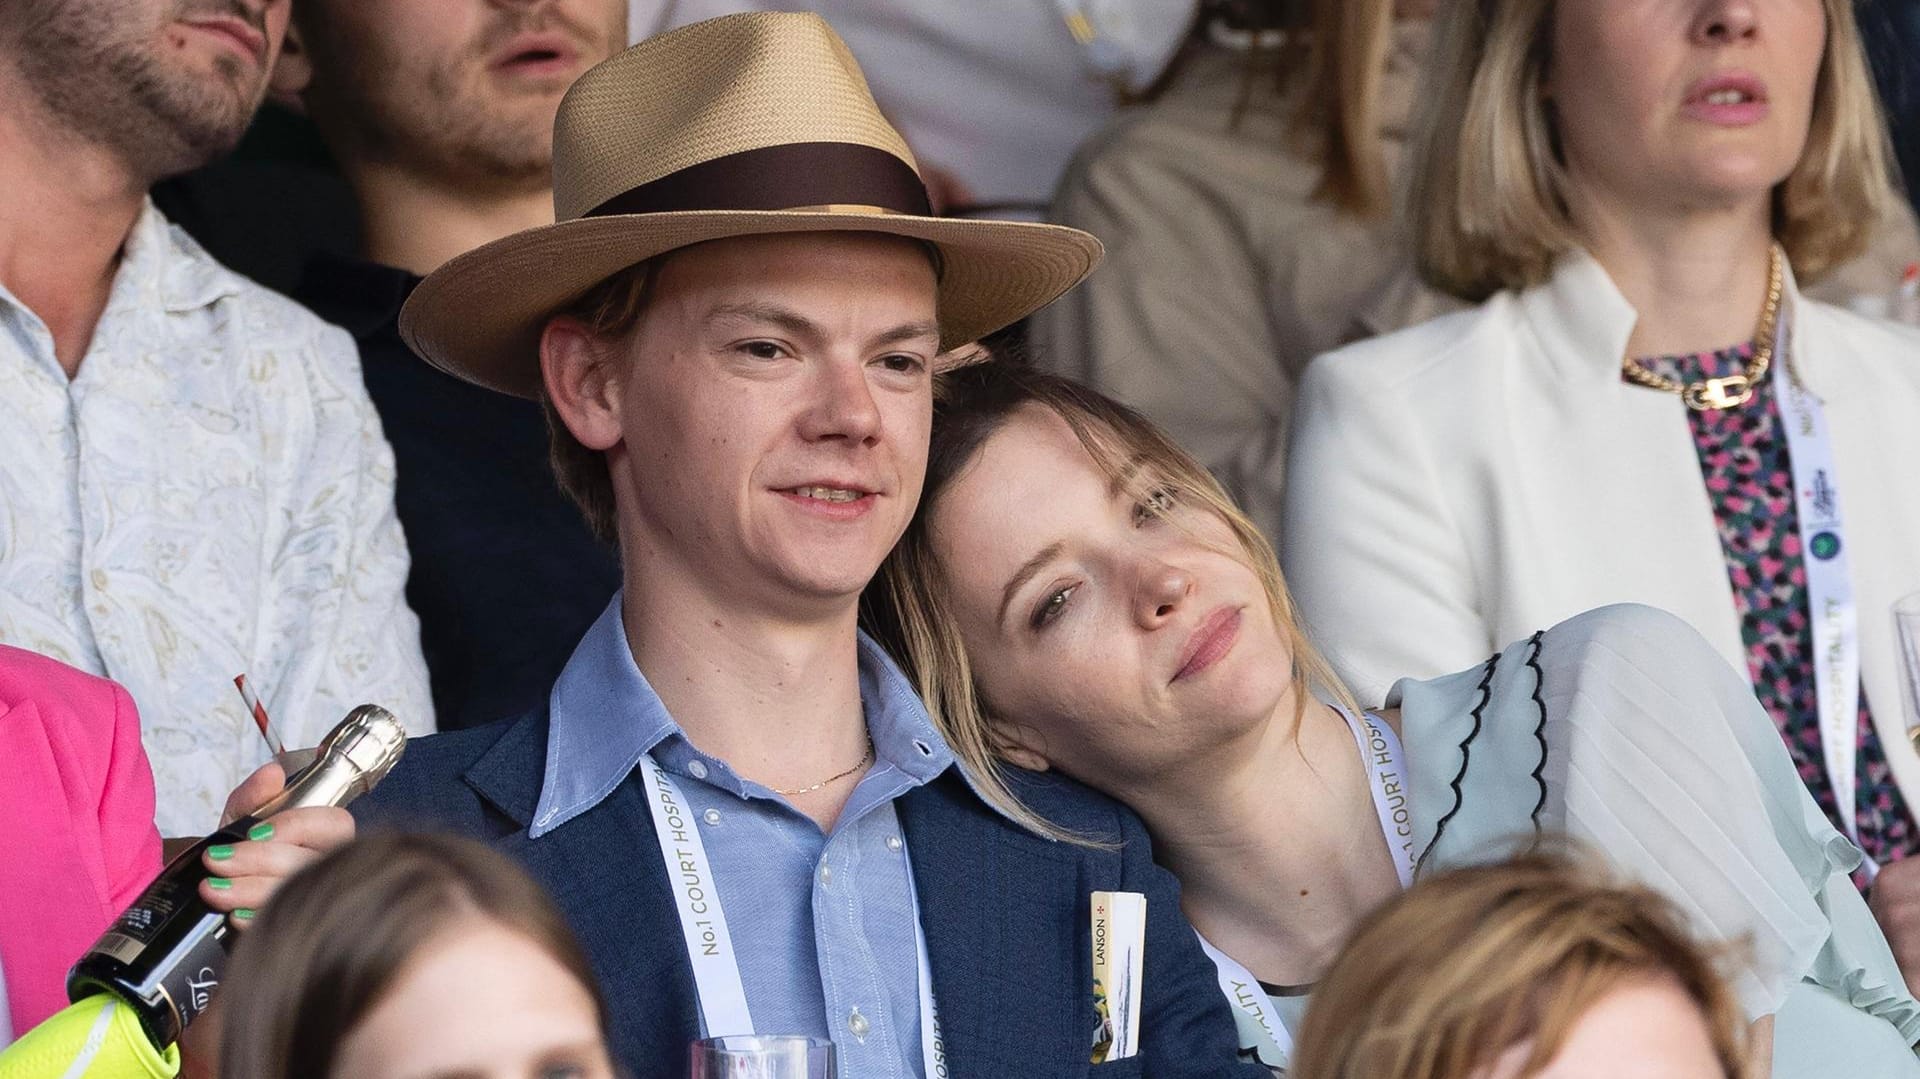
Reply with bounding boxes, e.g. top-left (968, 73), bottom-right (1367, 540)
top-left (1281, 0), bottom-right (1920, 978)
